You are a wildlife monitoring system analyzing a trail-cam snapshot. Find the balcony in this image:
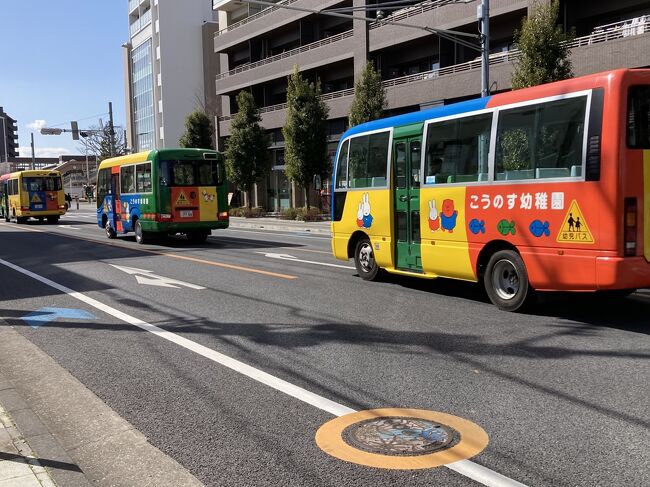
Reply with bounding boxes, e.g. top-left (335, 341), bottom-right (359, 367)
top-left (215, 30), bottom-right (354, 94)
top-left (215, 0), bottom-right (299, 36)
top-left (216, 15), bottom-right (650, 136)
